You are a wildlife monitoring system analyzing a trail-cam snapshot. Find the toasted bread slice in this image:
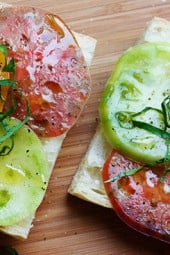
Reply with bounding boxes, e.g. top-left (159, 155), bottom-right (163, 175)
top-left (68, 17), bottom-right (170, 208)
top-left (0, 2), bottom-right (97, 239)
